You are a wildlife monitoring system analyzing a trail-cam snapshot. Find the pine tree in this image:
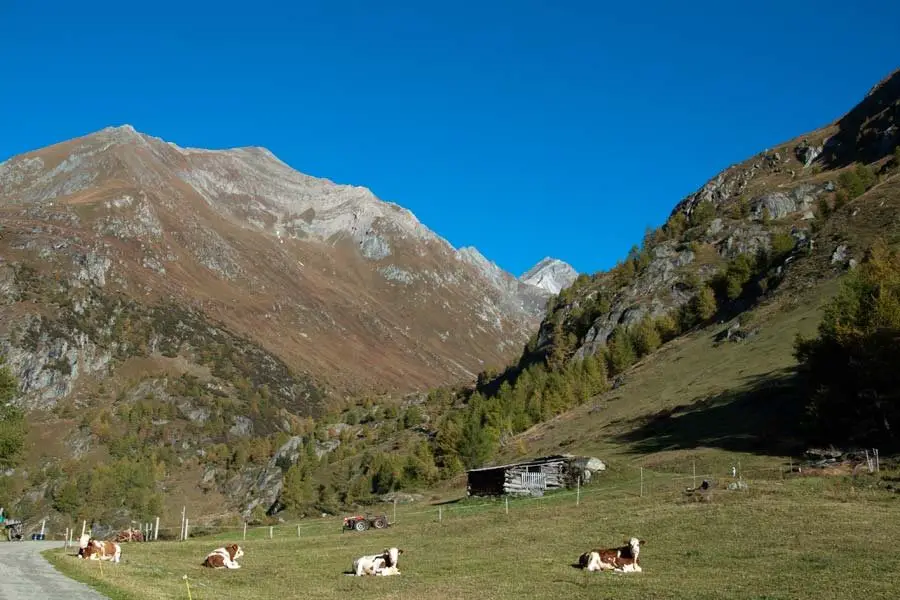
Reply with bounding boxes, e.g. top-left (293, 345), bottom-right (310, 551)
top-left (633, 317), bottom-right (662, 357)
top-left (607, 327), bottom-right (636, 375)
top-left (281, 464), bottom-right (312, 511)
